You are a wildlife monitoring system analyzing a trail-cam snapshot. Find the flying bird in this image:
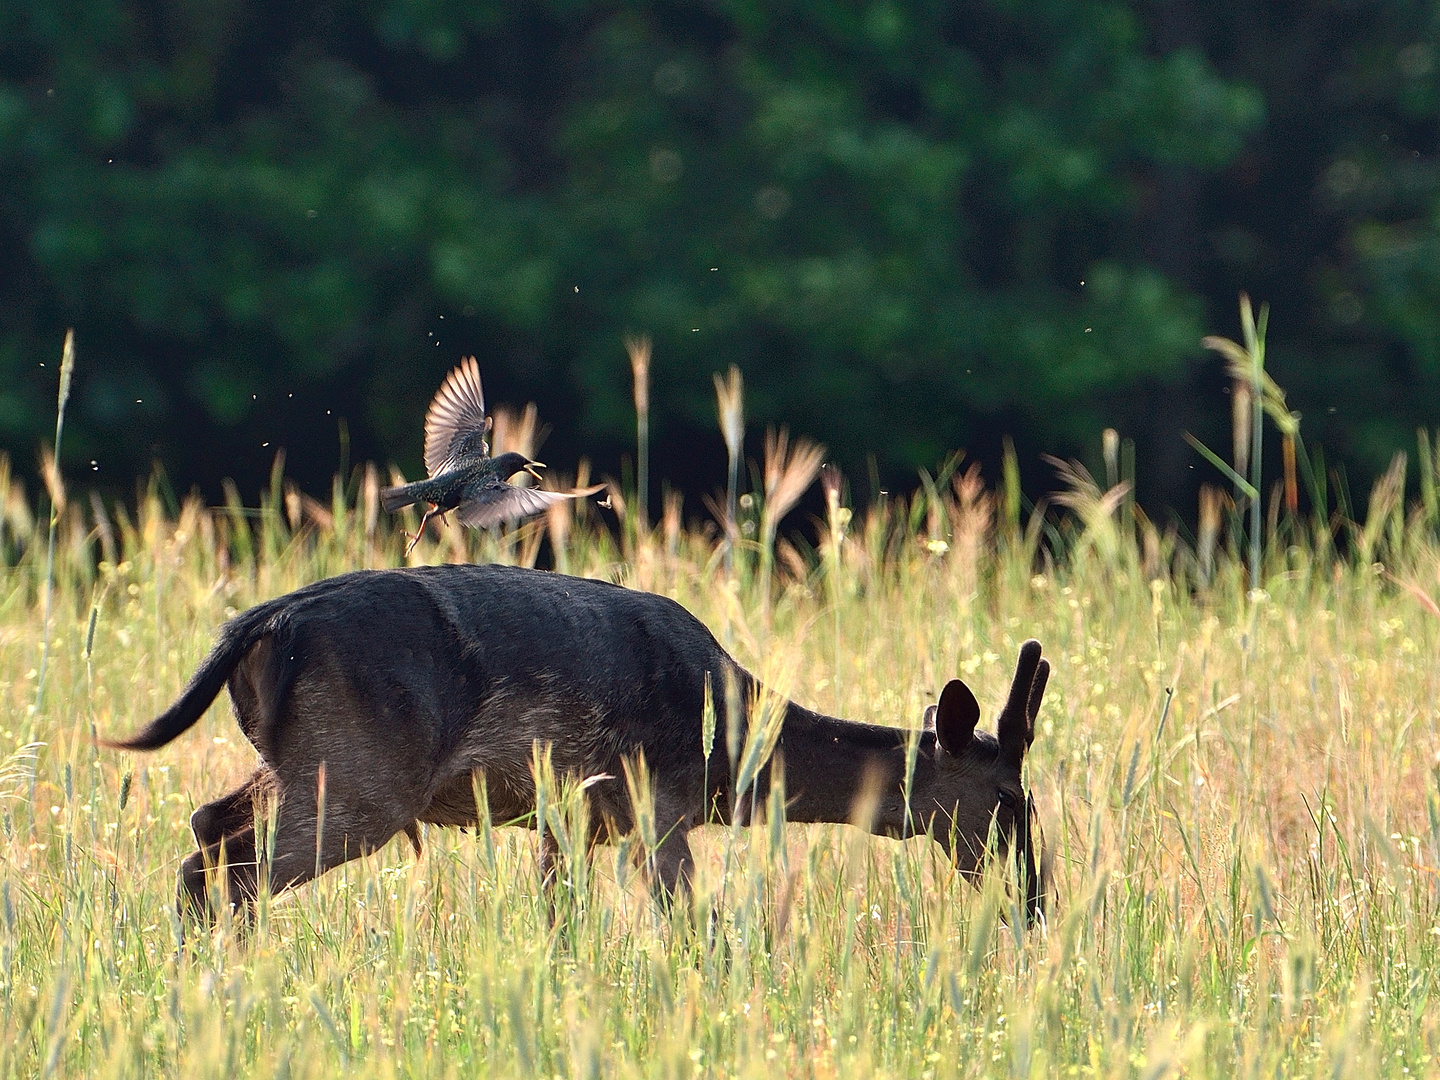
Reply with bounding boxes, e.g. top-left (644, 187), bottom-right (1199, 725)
top-left (381, 357), bottom-right (602, 555)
